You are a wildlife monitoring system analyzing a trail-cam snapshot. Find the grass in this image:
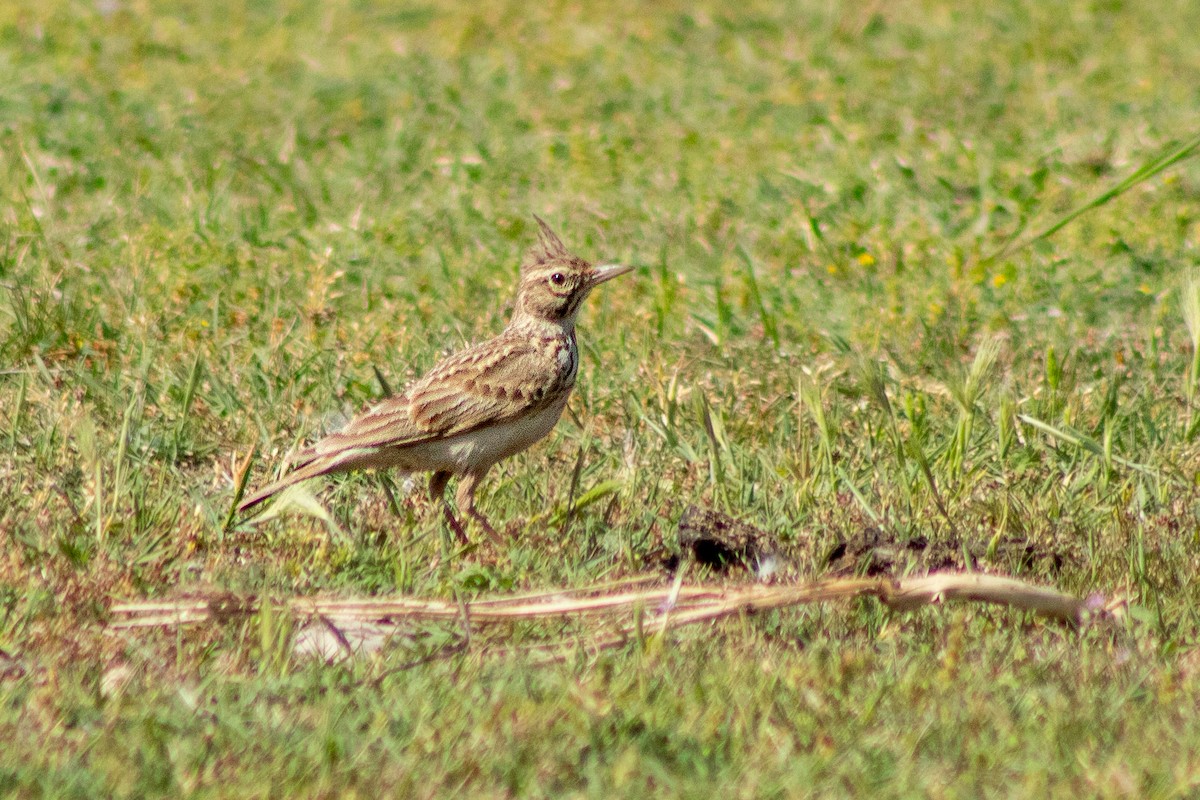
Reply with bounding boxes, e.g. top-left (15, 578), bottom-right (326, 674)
top-left (3, 0), bottom-right (1200, 795)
